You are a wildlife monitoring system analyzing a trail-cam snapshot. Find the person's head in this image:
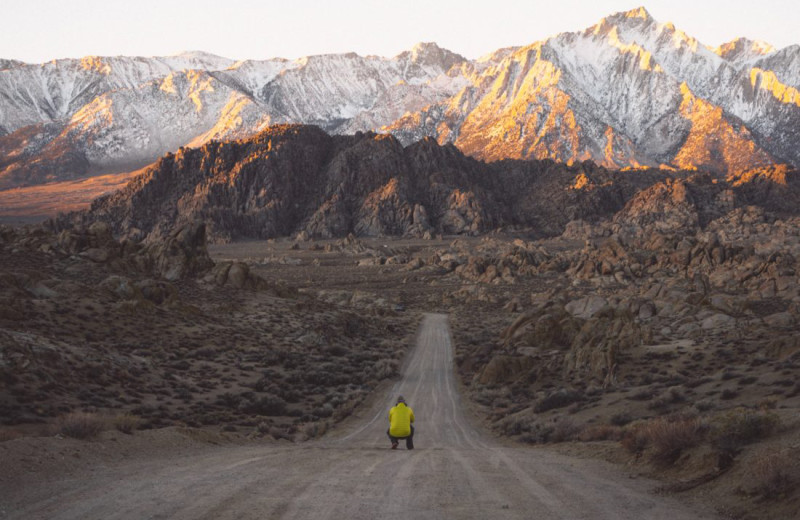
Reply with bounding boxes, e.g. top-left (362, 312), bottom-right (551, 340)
top-left (397, 396), bottom-right (406, 405)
